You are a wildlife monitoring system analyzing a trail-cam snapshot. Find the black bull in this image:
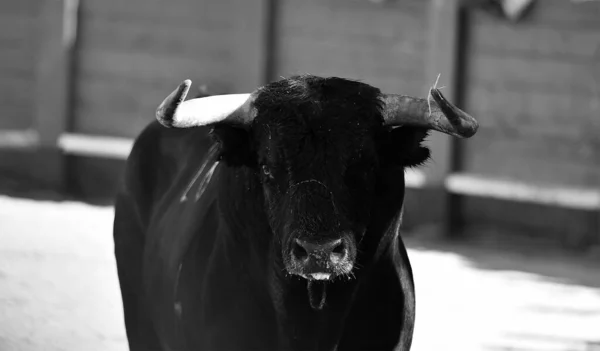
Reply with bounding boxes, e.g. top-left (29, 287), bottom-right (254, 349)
top-left (113, 75), bottom-right (478, 351)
